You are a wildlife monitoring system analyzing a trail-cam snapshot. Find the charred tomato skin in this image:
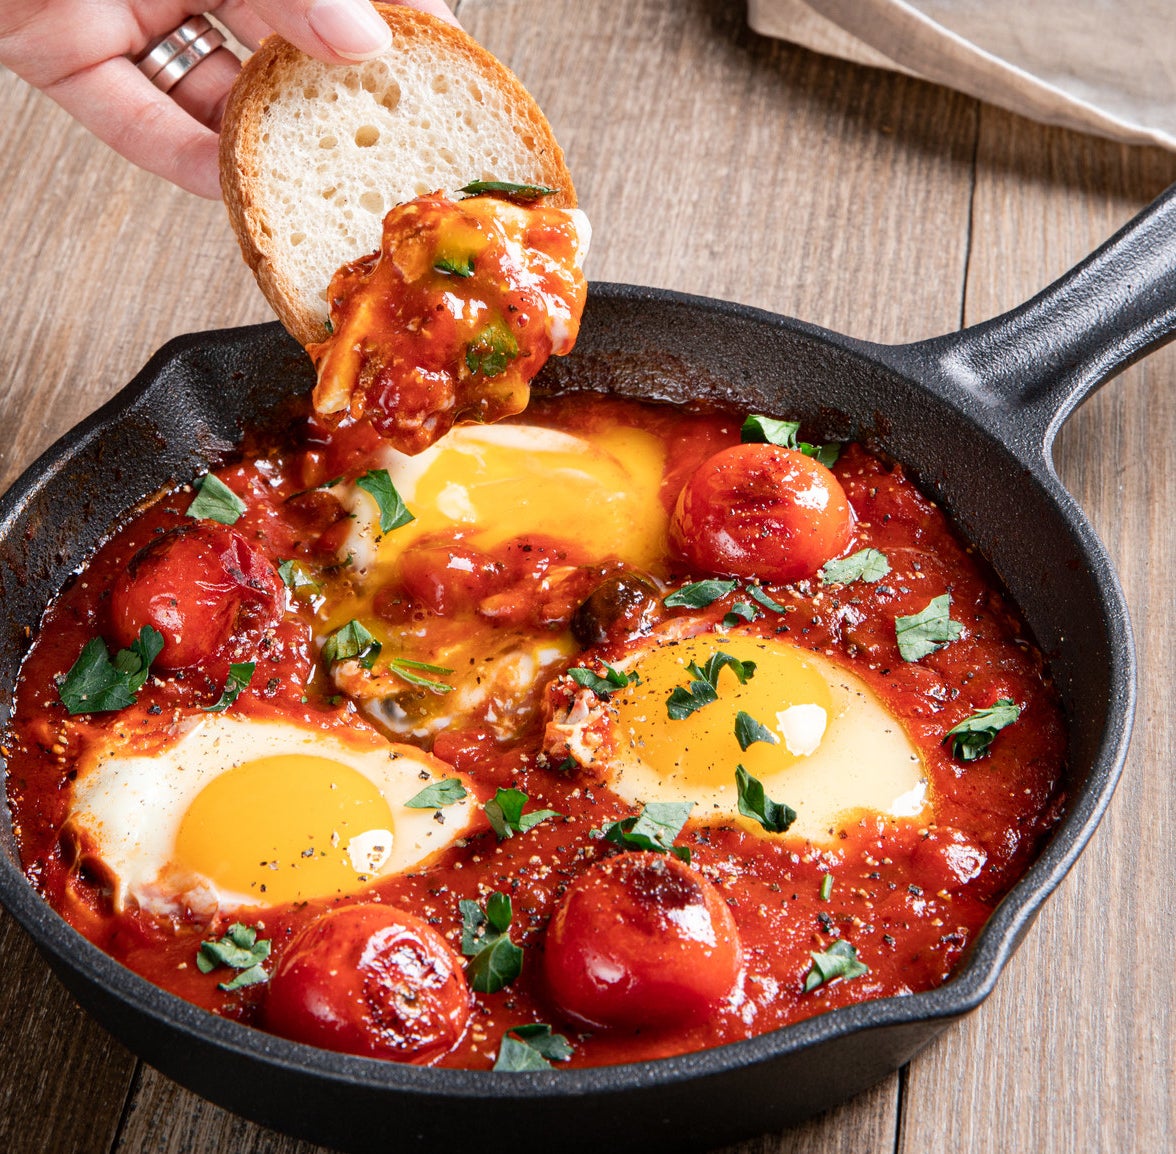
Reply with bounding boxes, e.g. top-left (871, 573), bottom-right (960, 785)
top-left (542, 852), bottom-right (743, 1030)
top-left (264, 904), bottom-right (471, 1063)
top-left (669, 443), bottom-right (854, 584)
top-left (109, 523), bottom-right (282, 670)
